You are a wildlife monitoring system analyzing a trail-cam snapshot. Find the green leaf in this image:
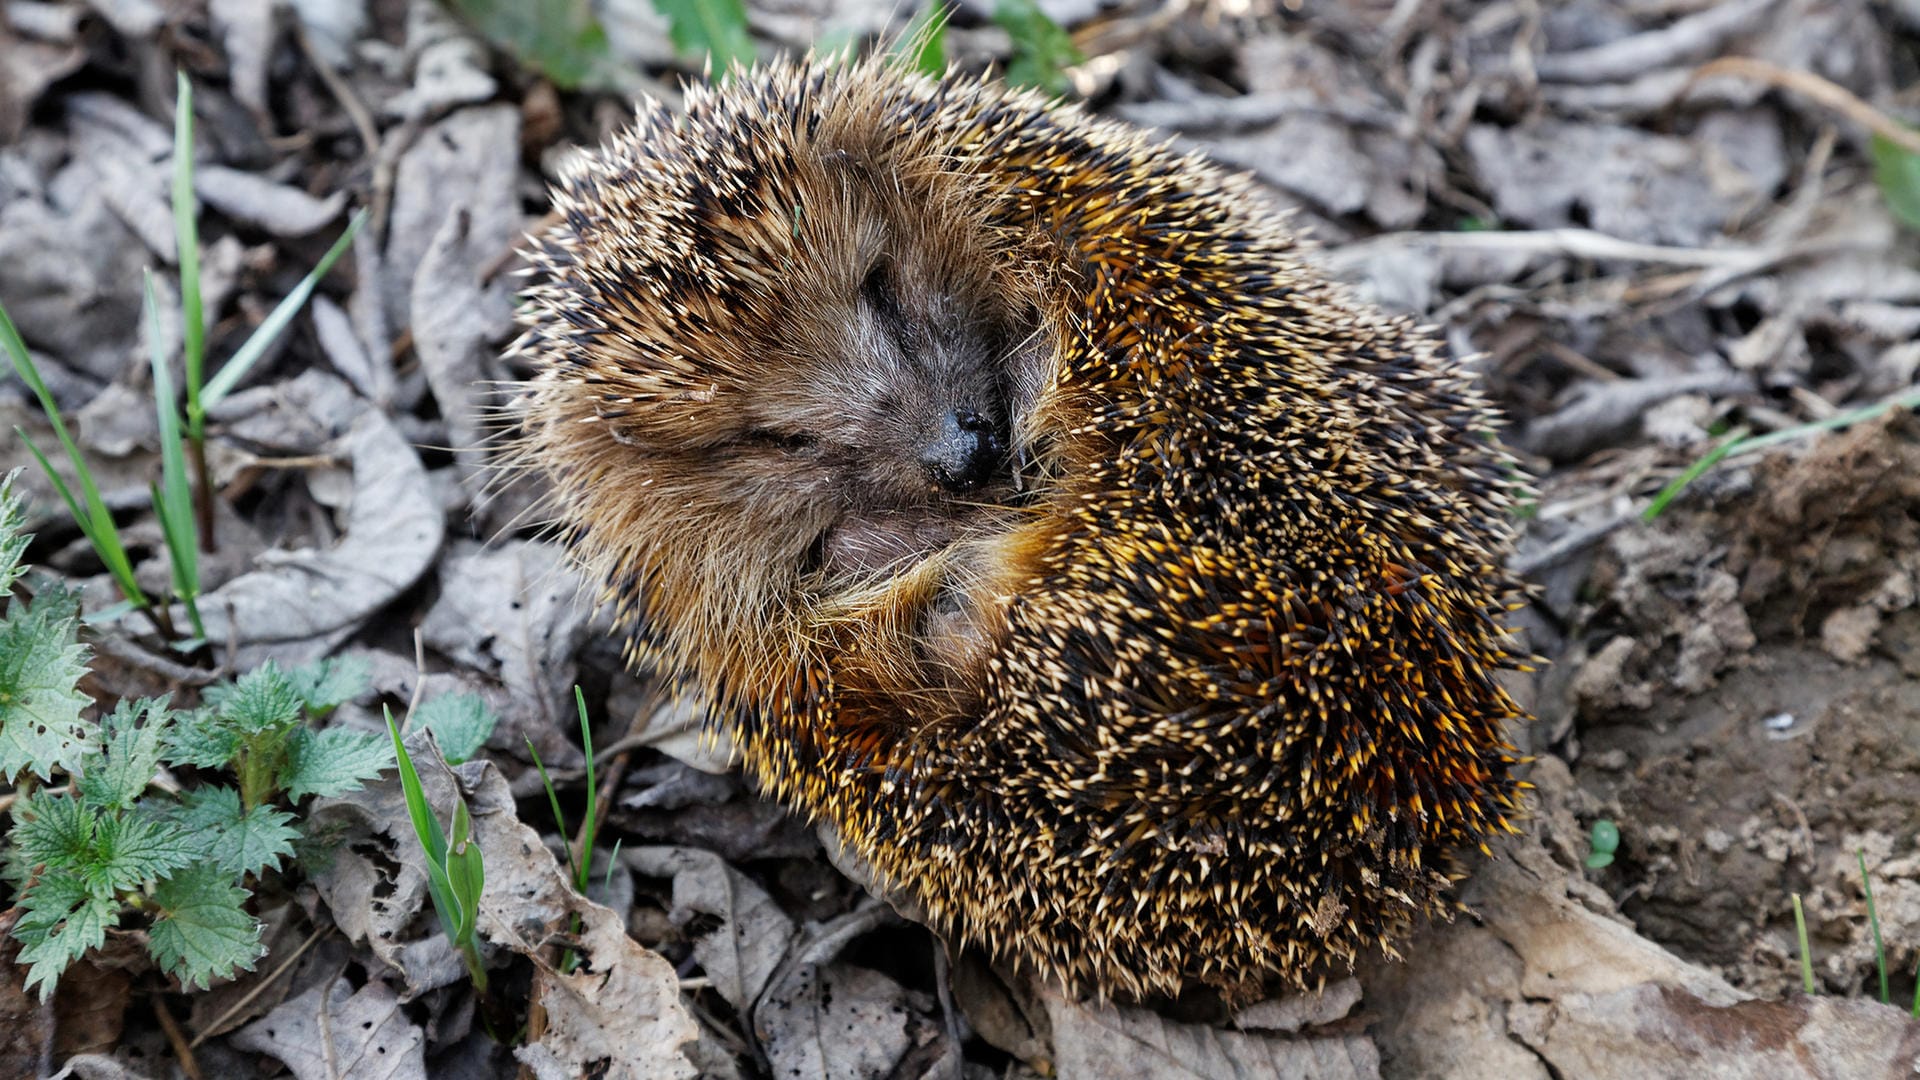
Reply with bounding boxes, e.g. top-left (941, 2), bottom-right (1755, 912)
top-left (164, 706), bottom-right (242, 770)
top-left (14, 882), bottom-right (118, 1001)
top-left (652, 0), bottom-right (754, 79)
top-left (174, 787), bottom-right (299, 878)
top-left (211, 661), bottom-right (303, 735)
top-left (90, 811), bottom-right (200, 893)
top-left (13, 792), bottom-right (100, 880)
top-left (1872, 133), bottom-right (1920, 232)
top-left (444, 797), bottom-right (484, 945)
top-left (0, 468), bottom-right (30, 594)
top-left (445, 0), bottom-right (617, 90)
top-left (285, 654), bottom-right (371, 716)
top-left (280, 726), bottom-right (391, 801)
top-left (993, 0), bottom-right (1081, 96)
top-left (82, 697), bottom-right (172, 810)
top-left (148, 863), bottom-right (264, 991)
top-left (0, 587), bottom-right (95, 782)
top-left (412, 692), bottom-right (498, 765)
